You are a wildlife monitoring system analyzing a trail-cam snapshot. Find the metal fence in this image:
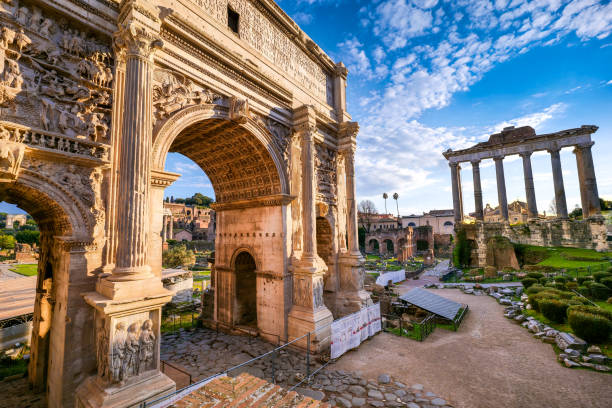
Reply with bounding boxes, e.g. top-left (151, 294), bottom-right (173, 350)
top-left (144, 304), bottom-right (382, 408)
top-left (383, 313), bottom-right (436, 342)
